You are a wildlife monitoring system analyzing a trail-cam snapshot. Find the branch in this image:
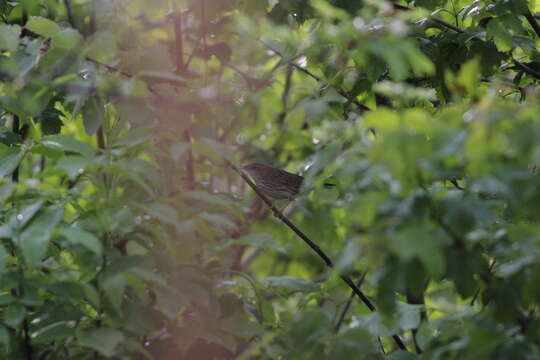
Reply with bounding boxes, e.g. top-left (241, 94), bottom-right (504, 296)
top-left (394, 4), bottom-right (540, 80)
top-left (229, 161), bottom-right (407, 351)
top-left (22, 308), bottom-right (32, 359)
top-left (469, 260), bottom-right (496, 307)
top-left (11, 116), bottom-right (28, 183)
top-left (449, 178), bottom-right (465, 191)
top-left (172, 8), bottom-right (185, 73)
top-left (85, 56), bottom-right (132, 78)
top-left (63, 0), bottom-right (77, 29)
top-left (392, 2), bottom-right (463, 33)
top-left (11, 116), bottom-right (20, 183)
top-left (184, 130), bottom-right (195, 189)
top-left (335, 271), bottom-right (367, 332)
top-left (524, 10), bottom-right (540, 38)
top-left (261, 42), bottom-right (371, 113)
top-left (512, 59), bottom-right (540, 80)
top-left (417, 172), bottom-right (464, 249)
top-left (277, 64), bottom-right (294, 126)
